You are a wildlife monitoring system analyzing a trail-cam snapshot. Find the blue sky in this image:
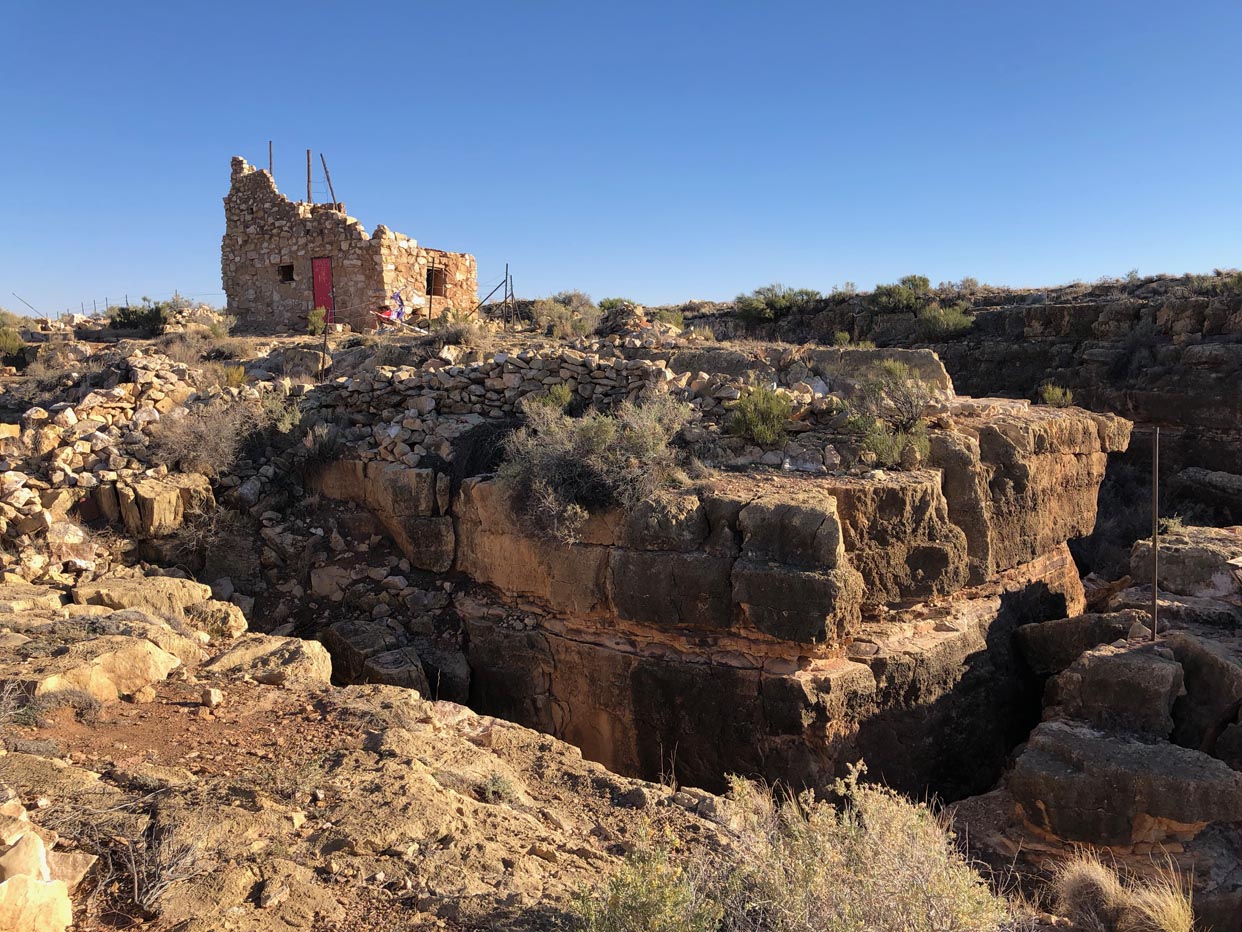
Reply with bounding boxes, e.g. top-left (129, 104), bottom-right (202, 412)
top-left (3, 1), bottom-right (1241, 316)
